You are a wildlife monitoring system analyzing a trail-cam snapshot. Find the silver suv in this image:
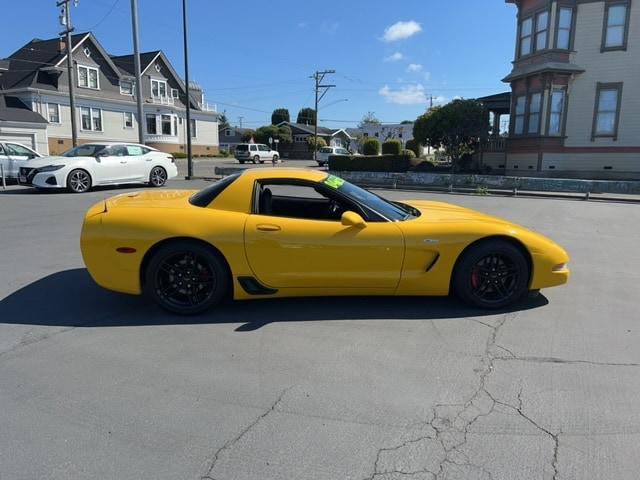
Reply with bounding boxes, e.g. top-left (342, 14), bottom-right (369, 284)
top-left (235, 143), bottom-right (280, 164)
